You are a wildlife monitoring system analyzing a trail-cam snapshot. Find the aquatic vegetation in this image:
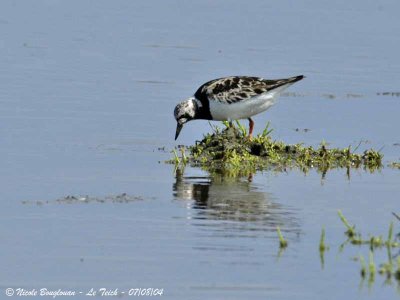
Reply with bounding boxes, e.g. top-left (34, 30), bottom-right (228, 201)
top-left (396, 258), bottom-right (400, 281)
top-left (338, 210), bottom-right (356, 238)
top-left (319, 227), bottom-right (328, 252)
top-left (319, 227), bottom-right (329, 269)
top-left (387, 222), bottom-right (394, 245)
top-left (172, 149), bottom-right (181, 164)
top-left (359, 255), bottom-right (367, 278)
top-left (276, 226), bottom-right (288, 248)
top-left (337, 211), bottom-right (400, 285)
top-left (168, 121), bottom-right (383, 176)
top-left (338, 211), bottom-right (399, 248)
top-left (369, 251), bottom-right (376, 280)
